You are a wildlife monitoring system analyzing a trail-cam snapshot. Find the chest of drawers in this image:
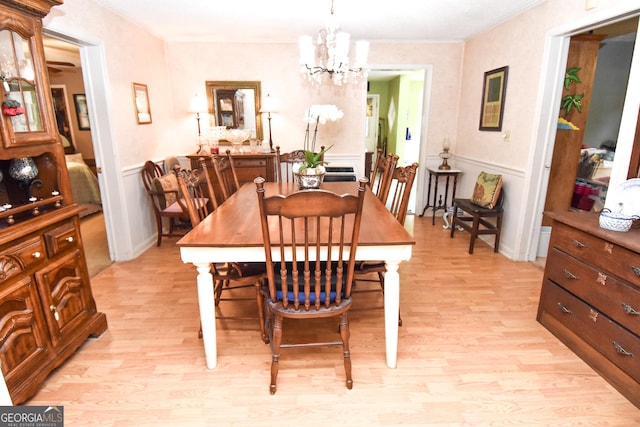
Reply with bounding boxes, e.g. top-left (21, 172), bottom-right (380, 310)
top-left (537, 211), bottom-right (640, 408)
